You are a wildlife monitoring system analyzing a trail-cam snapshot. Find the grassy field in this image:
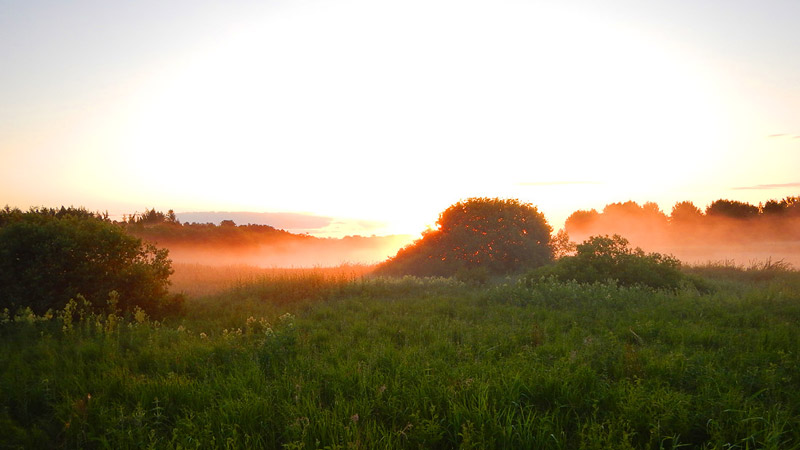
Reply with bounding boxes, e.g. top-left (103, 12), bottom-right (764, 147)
top-left (2, 263), bottom-right (799, 449)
